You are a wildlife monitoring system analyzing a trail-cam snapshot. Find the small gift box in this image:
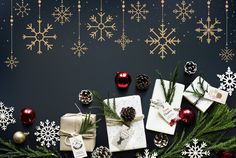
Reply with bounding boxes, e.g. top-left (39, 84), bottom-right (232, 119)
top-left (60, 113), bottom-right (96, 152)
top-left (104, 95), bottom-right (147, 152)
top-left (184, 76), bottom-right (228, 112)
top-left (146, 79), bottom-right (185, 135)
